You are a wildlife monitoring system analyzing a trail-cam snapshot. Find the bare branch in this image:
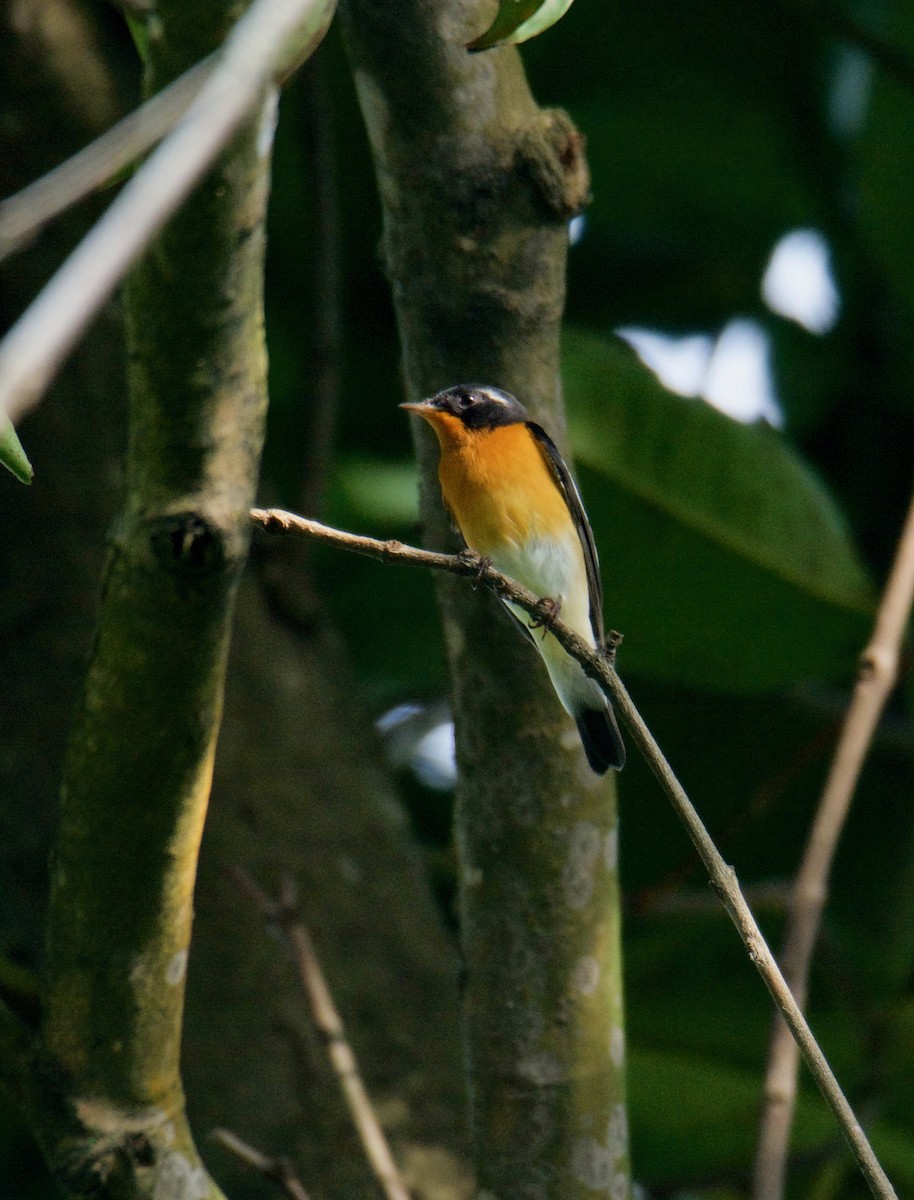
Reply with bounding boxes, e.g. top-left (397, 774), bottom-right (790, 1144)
top-left (233, 867), bottom-right (414, 1200)
top-left (251, 506), bottom-right (899, 1200)
top-left (211, 1128), bottom-right (312, 1200)
top-left (753, 486), bottom-right (914, 1200)
top-left (0, 0), bottom-right (336, 424)
top-left (0, 56), bottom-right (214, 263)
